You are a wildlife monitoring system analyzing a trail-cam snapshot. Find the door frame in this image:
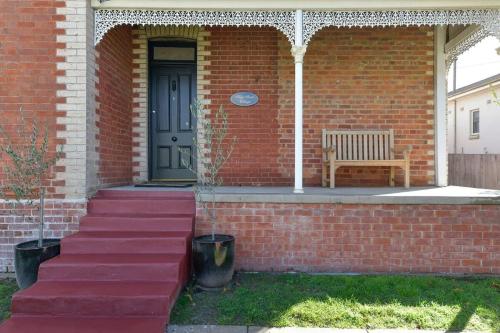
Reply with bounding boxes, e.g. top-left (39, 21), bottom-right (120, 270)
top-left (148, 40), bottom-right (197, 181)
